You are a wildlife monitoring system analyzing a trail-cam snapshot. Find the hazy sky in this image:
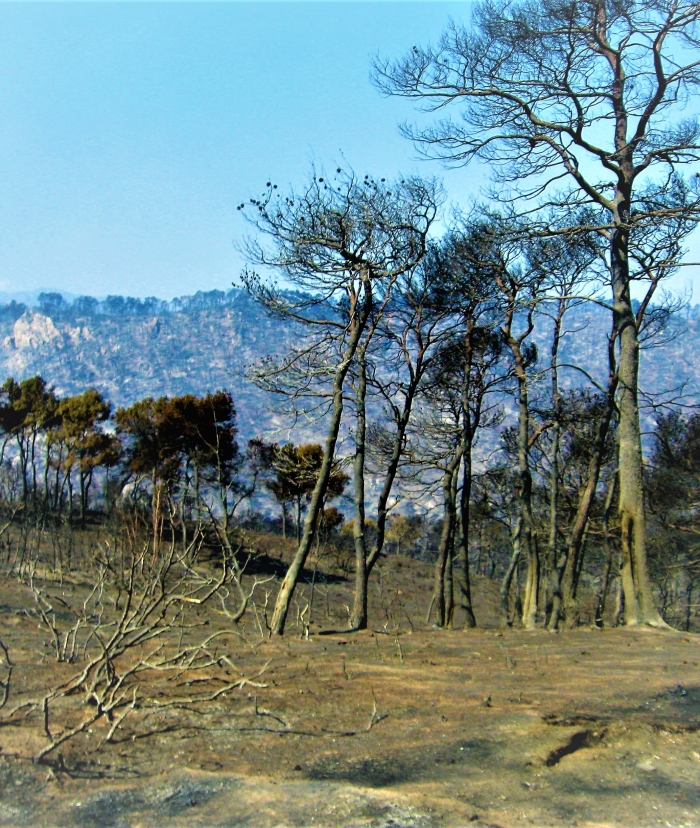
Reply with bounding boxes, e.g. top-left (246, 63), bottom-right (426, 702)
top-left (0, 1), bottom-right (477, 300)
top-left (0, 1), bottom-right (698, 301)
